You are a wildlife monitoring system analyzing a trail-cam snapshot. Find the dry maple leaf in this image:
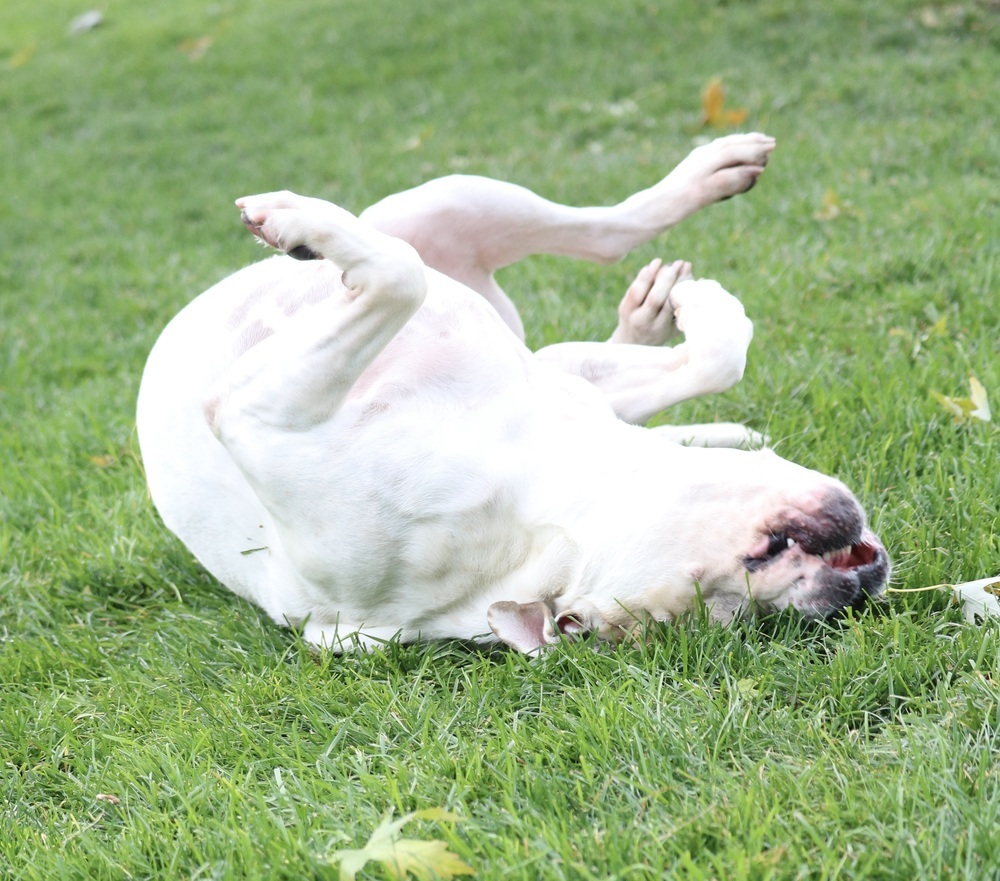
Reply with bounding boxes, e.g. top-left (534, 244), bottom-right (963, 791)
top-left (968, 375), bottom-right (992, 421)
top-left (954, 576), bottom-right (1000, 623)
top-left (700, 77), bottom-right (748, 128)
top-left (930, 374), bottom-right (991, 424)
top-left (332, 809), bottom-right (475, 881)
